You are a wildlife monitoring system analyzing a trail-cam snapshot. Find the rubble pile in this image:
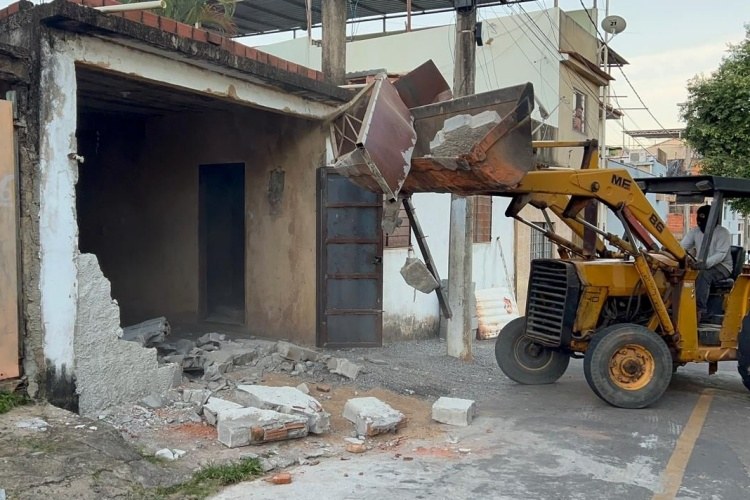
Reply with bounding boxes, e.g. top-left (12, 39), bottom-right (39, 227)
top-left (120, 323), bottom-right (366, 386)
